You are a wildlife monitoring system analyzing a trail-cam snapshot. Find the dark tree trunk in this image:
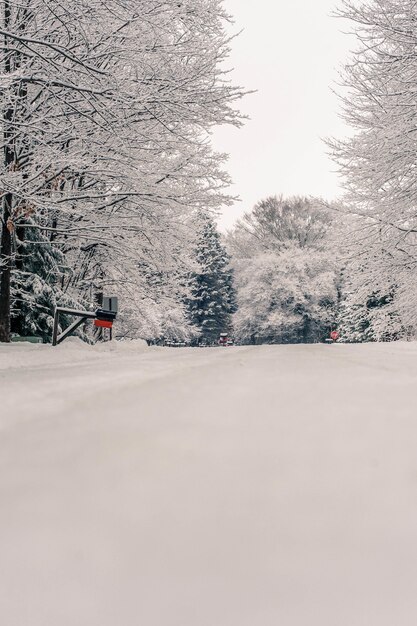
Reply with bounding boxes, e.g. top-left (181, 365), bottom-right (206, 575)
top-left (0, 0), bottom-right (30, 341)
top-left (0, 0), bottom-right (13, 341)
top-left (302, 316), bottom-right (311, 344)
top-left (0, 195), bottom-right (12, 342)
